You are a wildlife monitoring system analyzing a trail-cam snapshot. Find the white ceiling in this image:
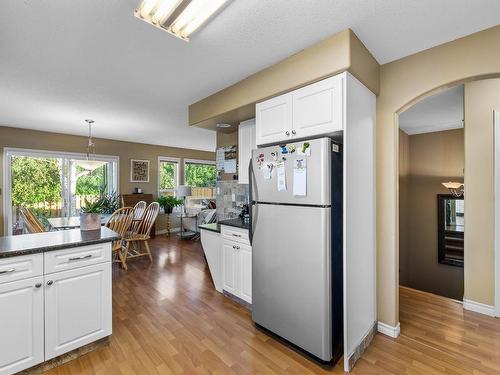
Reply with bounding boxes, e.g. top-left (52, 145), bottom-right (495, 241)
top-left (399, 85), bottom-right (464, 135)
top-left (1, 1), bottom-right (499, 151)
